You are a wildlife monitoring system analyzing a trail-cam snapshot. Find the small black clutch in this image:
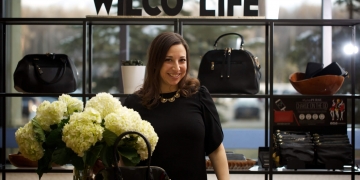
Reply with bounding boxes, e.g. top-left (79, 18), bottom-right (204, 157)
top-left (312, 62), bottom-right (348, 78)
top-left (304, 62), bottom-right (323, 79)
